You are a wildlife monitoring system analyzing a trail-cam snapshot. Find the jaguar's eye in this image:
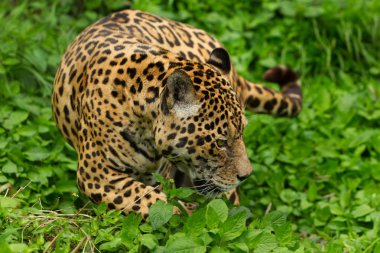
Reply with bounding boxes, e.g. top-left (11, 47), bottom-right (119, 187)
top-left (216, 138), bottom-right (228, 148)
